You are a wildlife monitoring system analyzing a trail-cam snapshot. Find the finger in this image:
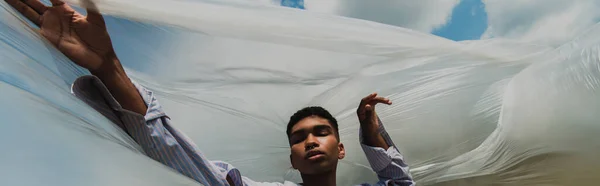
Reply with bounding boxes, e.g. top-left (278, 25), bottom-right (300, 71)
top-left (22, 0), bottom-right (48, 14)
top-left (49, 0), bottom-right (64, 6)
top-left (366, 93), bottom-right (377, 100)
top-left (81, 0), bottom-right (105, 26)
top-left (370, 97), bottom-right (392, 105)
top-left (85, 9), bottom-right (105, 26)
top-left (5, 0), bottom-right (42, 25)
top-left (360, 93), bottom-right (377, 106)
